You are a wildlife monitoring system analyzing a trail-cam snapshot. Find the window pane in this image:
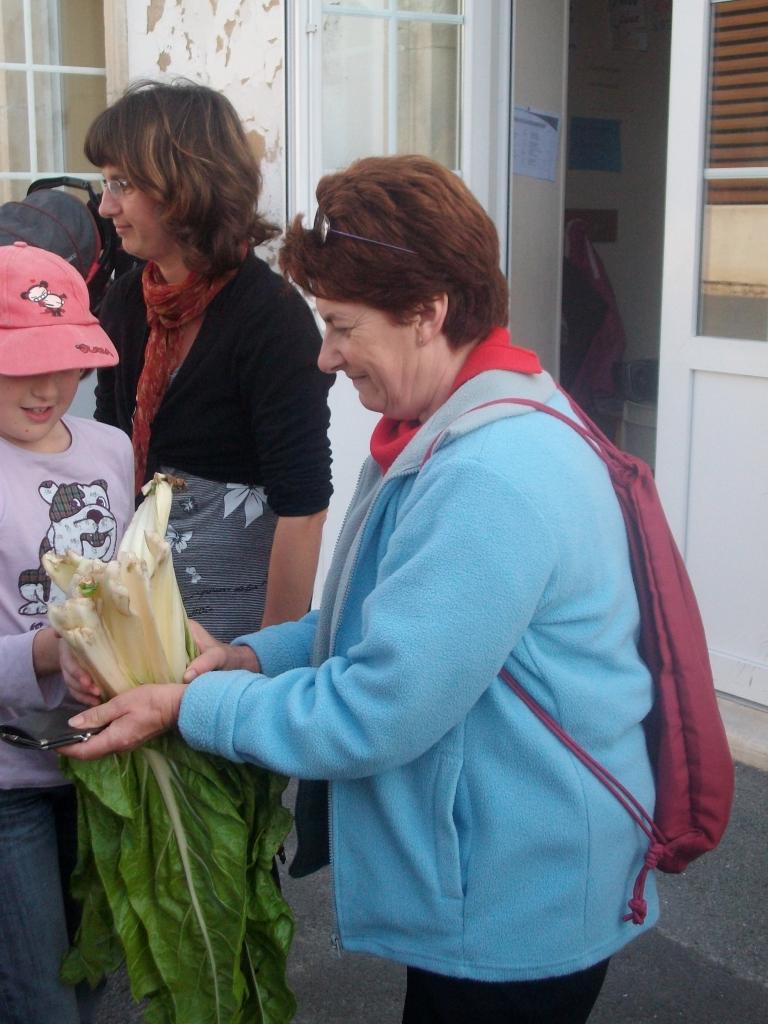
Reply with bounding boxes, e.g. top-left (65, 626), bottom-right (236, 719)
top-left (322, 16), bottom-right (389, 168)
top-left (700, 180), bottom-right (768, 340)
top-left (0, 70), bottom-right (32, 171)
top-left (398, 0), bottom-right (461, 12)
top-left (34, 71), bottom-right (107, 172)
top-left (34, 72), bottom-right (105, 172)
top-left (0, 180), bottom-right (31, 202)
top-left (31, 0), bottom-right (105, 66)
top-left (31, 1), bottom-right (57, 66)
top-left (397, 20), bottom-right (460, 167)
top-left (0, 0), bottom-right (26, 62)
top-left (324, 0), bottom-right (388, 10)
top-left (59, 1), bottom-right (106, 66)
top-left (61, 72), bottom-right (107, 170)
top-left (699, 0), bottom-right (768, 340)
